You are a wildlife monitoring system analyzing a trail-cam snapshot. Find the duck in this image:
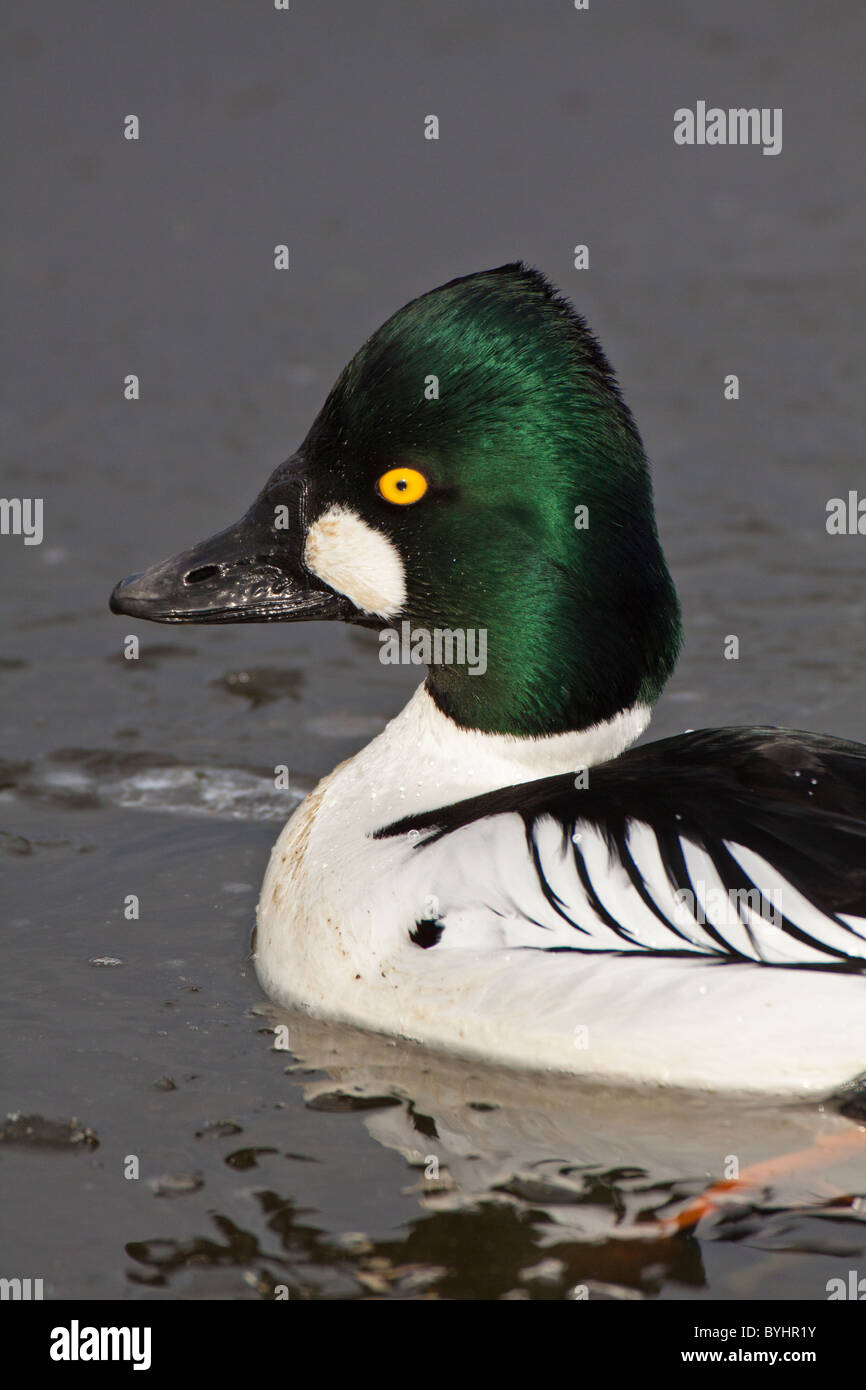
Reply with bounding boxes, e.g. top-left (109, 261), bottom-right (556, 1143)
top-left (110, 263), bottom-right (866, 1097)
